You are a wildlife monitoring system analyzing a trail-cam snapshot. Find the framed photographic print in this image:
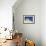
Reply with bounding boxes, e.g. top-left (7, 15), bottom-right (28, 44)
top-left (23, 15), bottom-right (35, 24)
